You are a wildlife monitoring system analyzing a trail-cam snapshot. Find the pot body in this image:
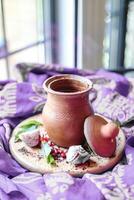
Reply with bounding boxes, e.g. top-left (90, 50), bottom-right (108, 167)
top-left (42, 75), bottom-right (93, 147)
